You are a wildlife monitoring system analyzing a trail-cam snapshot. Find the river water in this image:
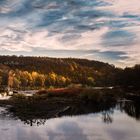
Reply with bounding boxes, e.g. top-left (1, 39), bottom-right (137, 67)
top-left (0, 100), bottom-right (140, 140)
